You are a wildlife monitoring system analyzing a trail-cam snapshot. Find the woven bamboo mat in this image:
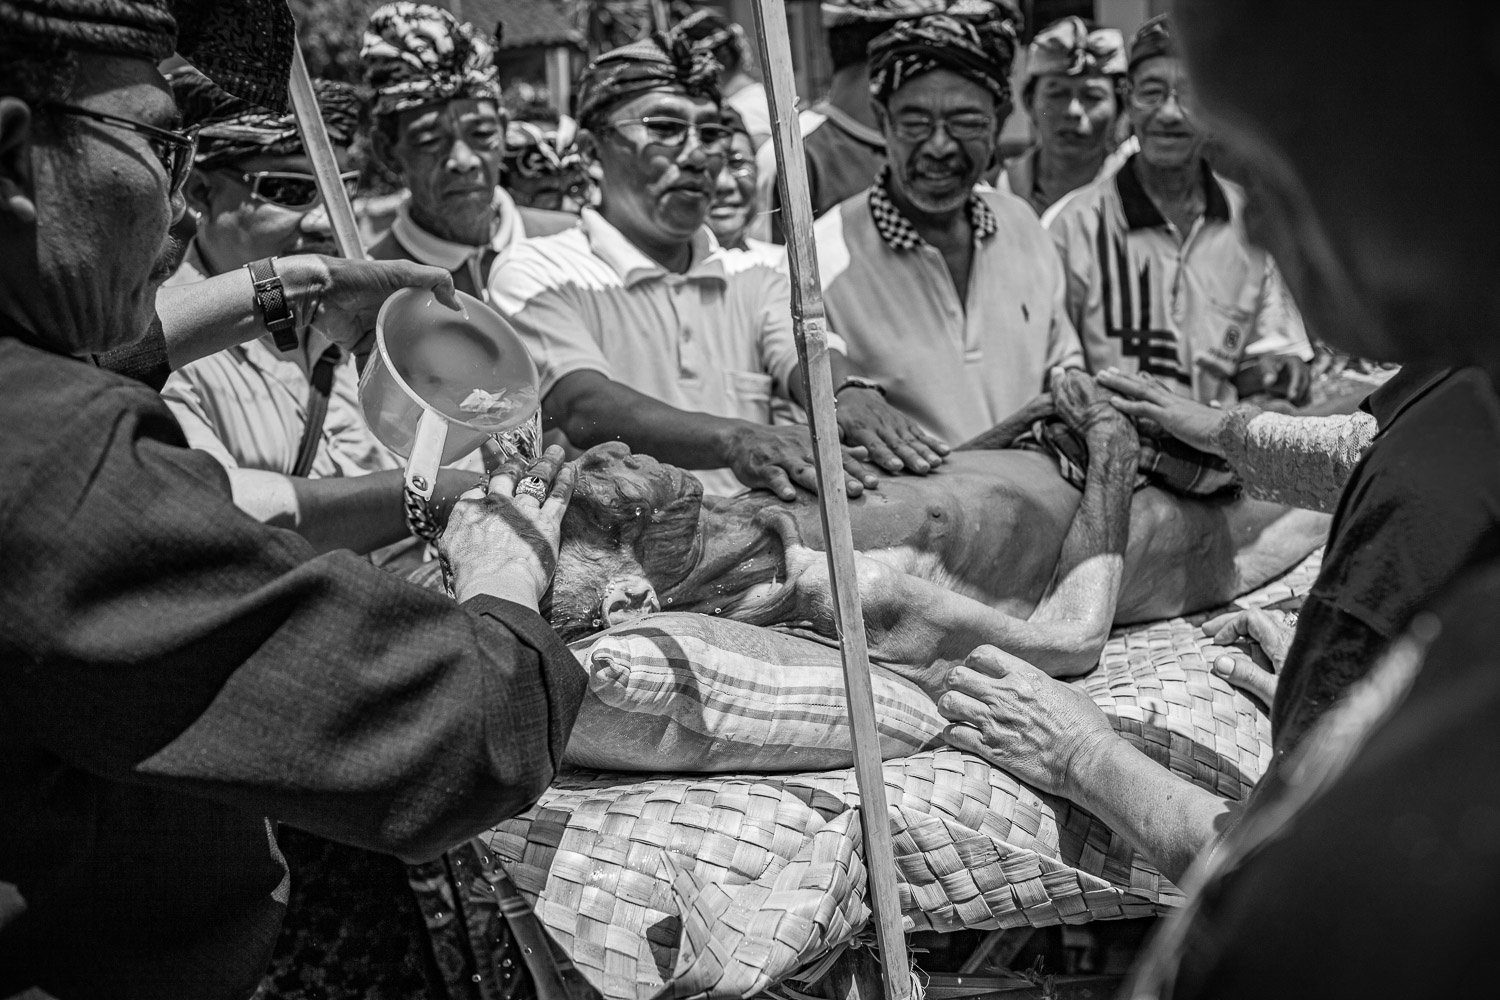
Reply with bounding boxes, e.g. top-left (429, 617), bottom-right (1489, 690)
top-left (480, 550), bottom-right (1326, 1000)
